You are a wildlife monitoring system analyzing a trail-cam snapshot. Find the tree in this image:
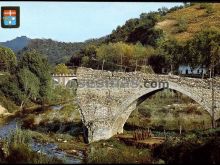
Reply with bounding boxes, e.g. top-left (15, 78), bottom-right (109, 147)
top-left (148, 54), bottom-right (167, 74)
top-left (17, 68), bottom-right (40, 109)
top-left (127, 25), bottom-right (164, 46)
top-left (96, 42), bottom-right (157, 71)
top-left (19, 50), bottom-right (52, 104)
top-left (0, 75), bottom-right (23, 106)
top-left (66, 44), bottom-right (98, 68)
top-left (209, 40), bottom-right (220, 128)
top-left (162, 39), bottom-right (183, 74)
top-left (185, 28), bottom-right (220, 70)
top-left (54, 63), bottom-right (70, 74)
top-left (96, 43), bottom-right (120, 70)
top-left (81, 56), bottom-right (90, 67)
top-left (158, 7), bottom-right (169, 16)
top-left (0, 46), bottom-right (17, 72)
top-left (210, 40), bottom-right (220, 73)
